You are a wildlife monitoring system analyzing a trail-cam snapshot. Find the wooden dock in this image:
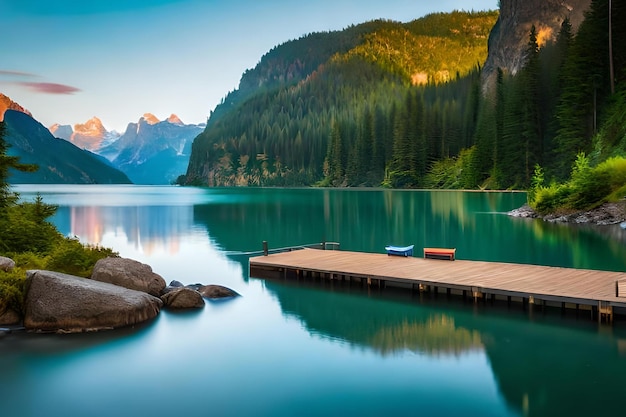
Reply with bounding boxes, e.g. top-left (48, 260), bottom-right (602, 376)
top-left (249, 248), bottom-right (626, 323)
